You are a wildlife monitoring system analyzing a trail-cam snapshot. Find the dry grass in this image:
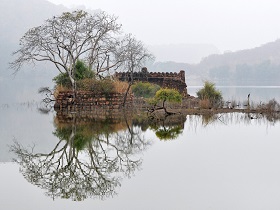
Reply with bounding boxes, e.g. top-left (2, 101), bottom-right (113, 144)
top-left (113, 80), bottom-right (130, 94)
top-left (199, 99), bottom-right (211, 109)
top-left (76, 78), bottom-right (94, 91)
top-left (54, 85), bottom-right (71, 98)
top-left (54, 79), bottom-right (130, 96)
top-left (265, 99), bottom-right (280, 112)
